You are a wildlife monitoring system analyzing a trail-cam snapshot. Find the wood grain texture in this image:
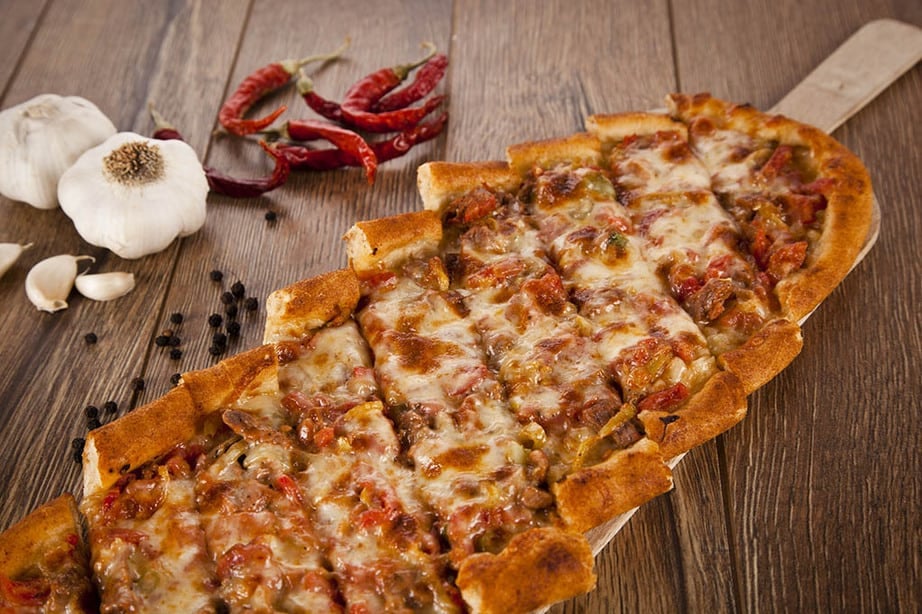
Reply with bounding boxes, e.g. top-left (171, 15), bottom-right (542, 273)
top-left (0, 0), bottom-right (250, 529)
top-left (672, 0), bottom-right (922, 611)
top-left (0, 0), bottom-right (48, 93)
